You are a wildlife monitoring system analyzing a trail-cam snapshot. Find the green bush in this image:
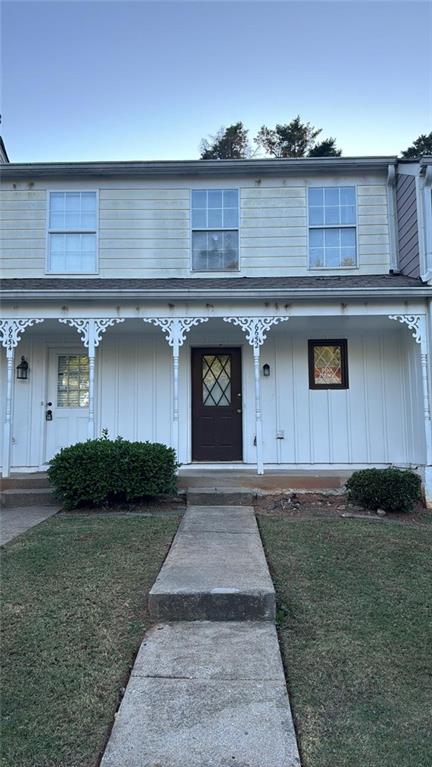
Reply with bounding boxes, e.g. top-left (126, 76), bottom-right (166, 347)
top-left (48, 436), bottom-right (179, 509)
top-left (346, 467), bottom-right (421, 513)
